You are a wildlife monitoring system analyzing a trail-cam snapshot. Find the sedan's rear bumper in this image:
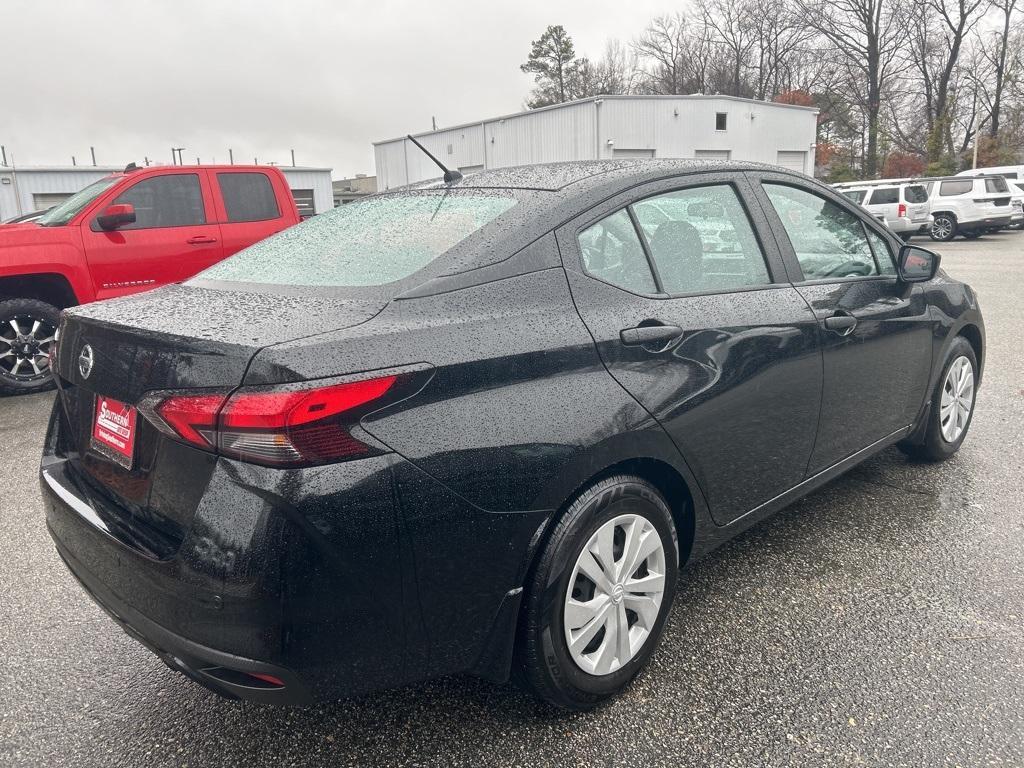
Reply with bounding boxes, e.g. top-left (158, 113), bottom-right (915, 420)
top-left (51, 528), bottom-right (312, 704)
